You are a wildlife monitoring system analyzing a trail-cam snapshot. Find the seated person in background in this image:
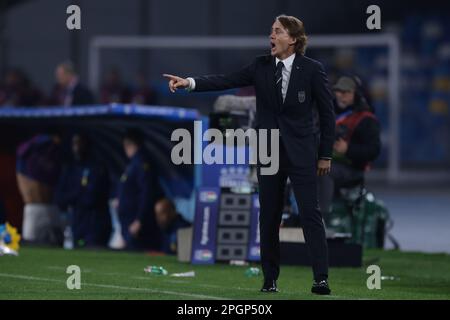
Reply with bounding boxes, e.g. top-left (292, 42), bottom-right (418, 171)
top-left (154, 198), bottom-right (191, 255)
top-left (100, 68), bottom-right (132, 104)
top-left (131, 72), bottom-right (158, 105)
top-left (0, 68), bottom-right (43, 107)
top-left (318, 76), bottom-right (381, 217)
top-left (55, 134), bottom-right (111, 248)
top-left (116, 129), bottom-right (164, 250)
top-left (16, 132), bottom-right (63, 245)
